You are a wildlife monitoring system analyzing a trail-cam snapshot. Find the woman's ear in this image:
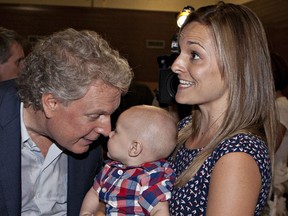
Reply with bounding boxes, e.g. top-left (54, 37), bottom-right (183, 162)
top-left (42, 93), bottom-right (59, 118)
top-left (128, 141), bottom-right (143, 157)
